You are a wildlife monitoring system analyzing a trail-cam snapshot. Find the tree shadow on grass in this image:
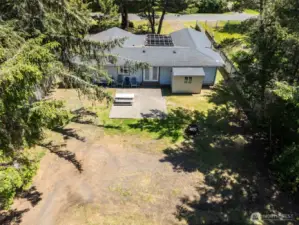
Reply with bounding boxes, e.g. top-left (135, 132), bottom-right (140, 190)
top-left (158, 88), bottom-right (298, 224)
top-left (71, 107), bottom-right (121, 130)
top-left (216, 22), bottom-right (246, 34)
top-left (161, 87), bottom-right (192, 97)
top-left (0, 209), bottom-right (29, 225)
top-left (130, 107), bottom-right (196, 142)
top-left (140, 109), bottom-right (167, 119)
top-left (40, 142), bottom-right (83, 173)
top-left (131, 82), bottom-right (298, 224)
